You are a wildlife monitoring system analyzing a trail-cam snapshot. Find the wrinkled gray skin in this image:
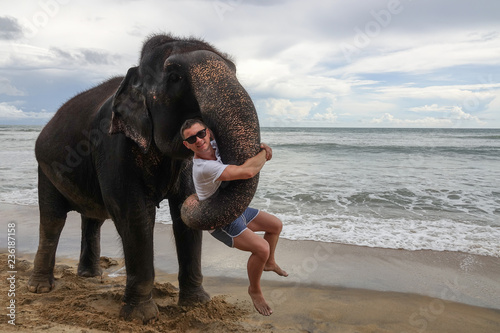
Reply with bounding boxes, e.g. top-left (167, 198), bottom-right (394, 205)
top-left (28, 34), bottom-right (260, 323)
